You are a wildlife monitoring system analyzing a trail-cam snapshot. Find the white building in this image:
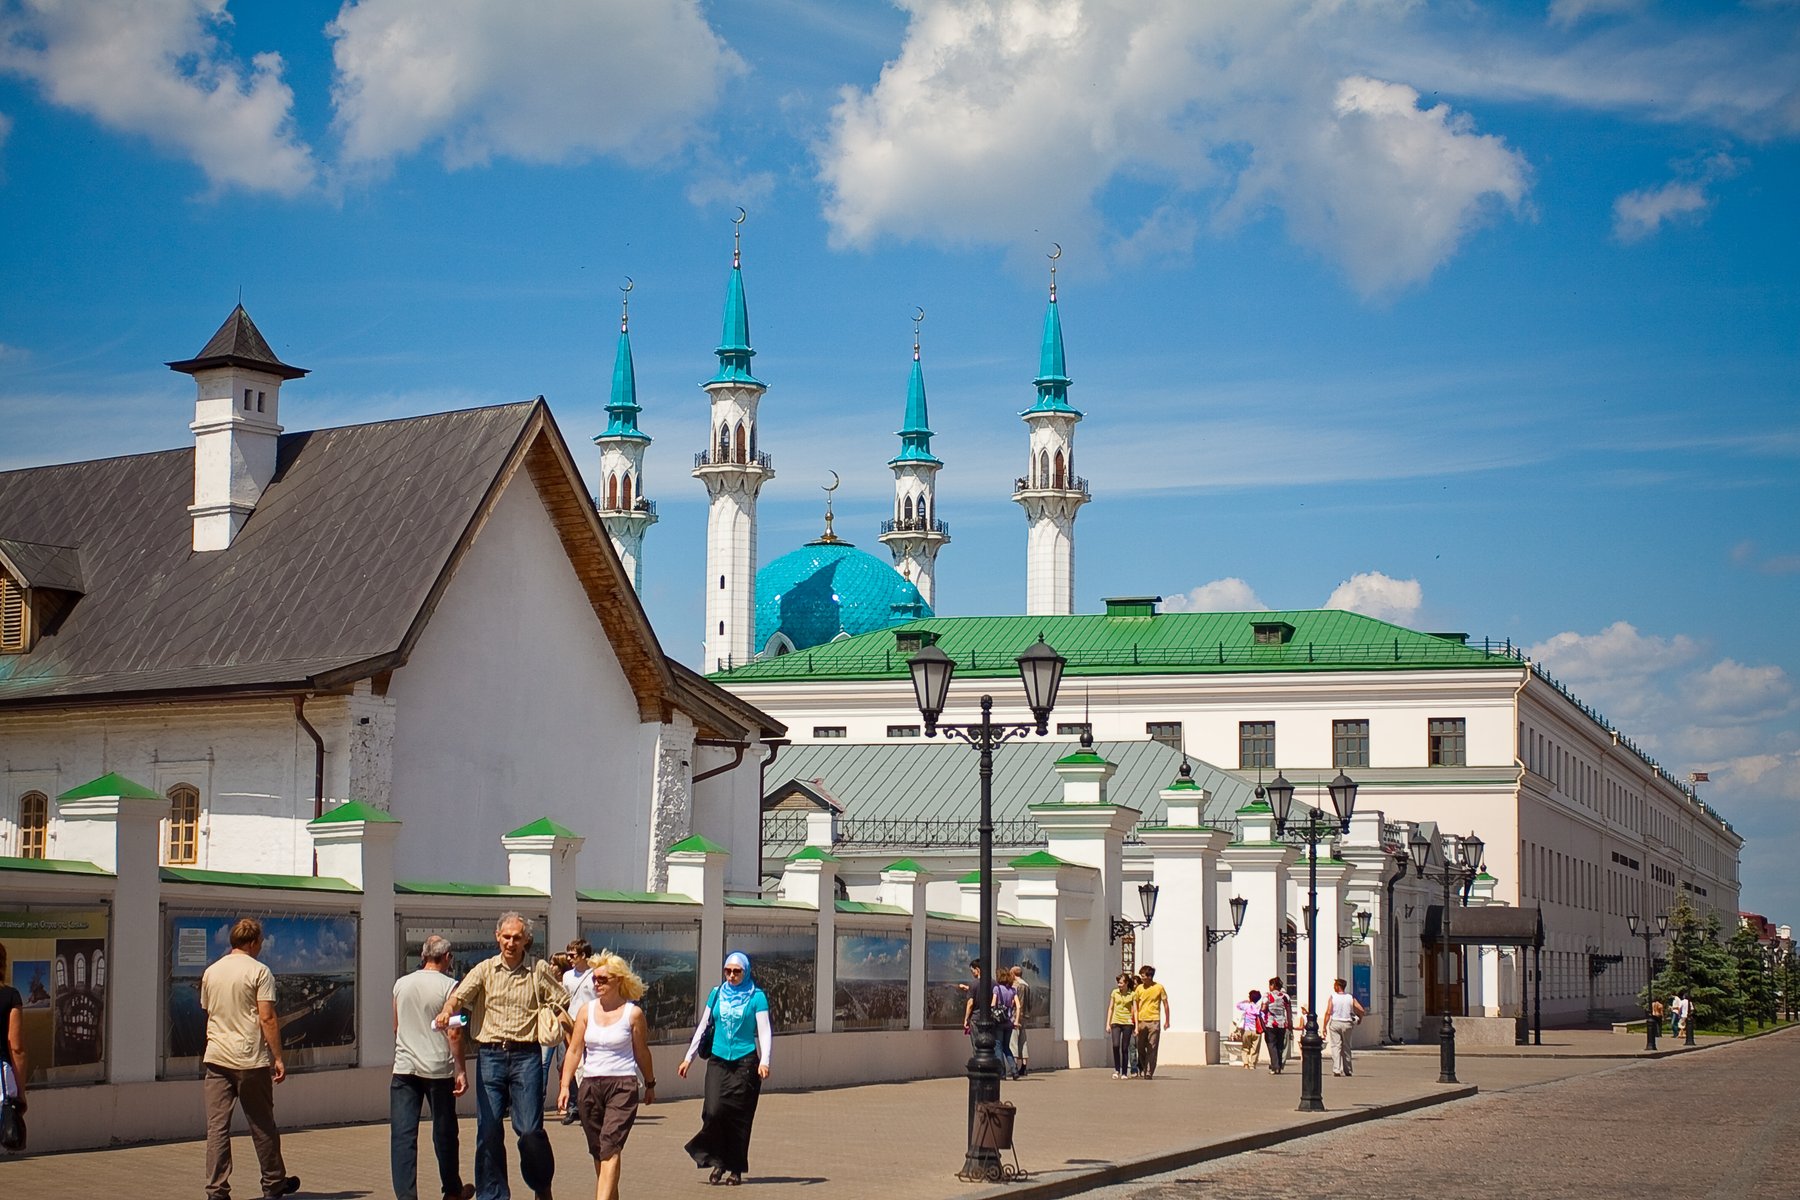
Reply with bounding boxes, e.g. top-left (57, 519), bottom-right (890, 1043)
top-left (0, 305), bottom-right (781, 896)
